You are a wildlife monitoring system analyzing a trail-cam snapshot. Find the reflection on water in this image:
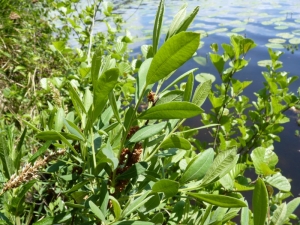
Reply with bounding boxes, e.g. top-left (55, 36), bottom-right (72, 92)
top-left (113, 0), bottom-right (300, 201)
